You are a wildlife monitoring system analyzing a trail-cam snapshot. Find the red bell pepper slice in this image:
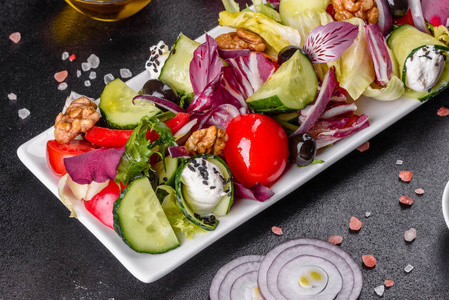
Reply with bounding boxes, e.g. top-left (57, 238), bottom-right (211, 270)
top-left (85, 112), bottom-right (190, 148)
